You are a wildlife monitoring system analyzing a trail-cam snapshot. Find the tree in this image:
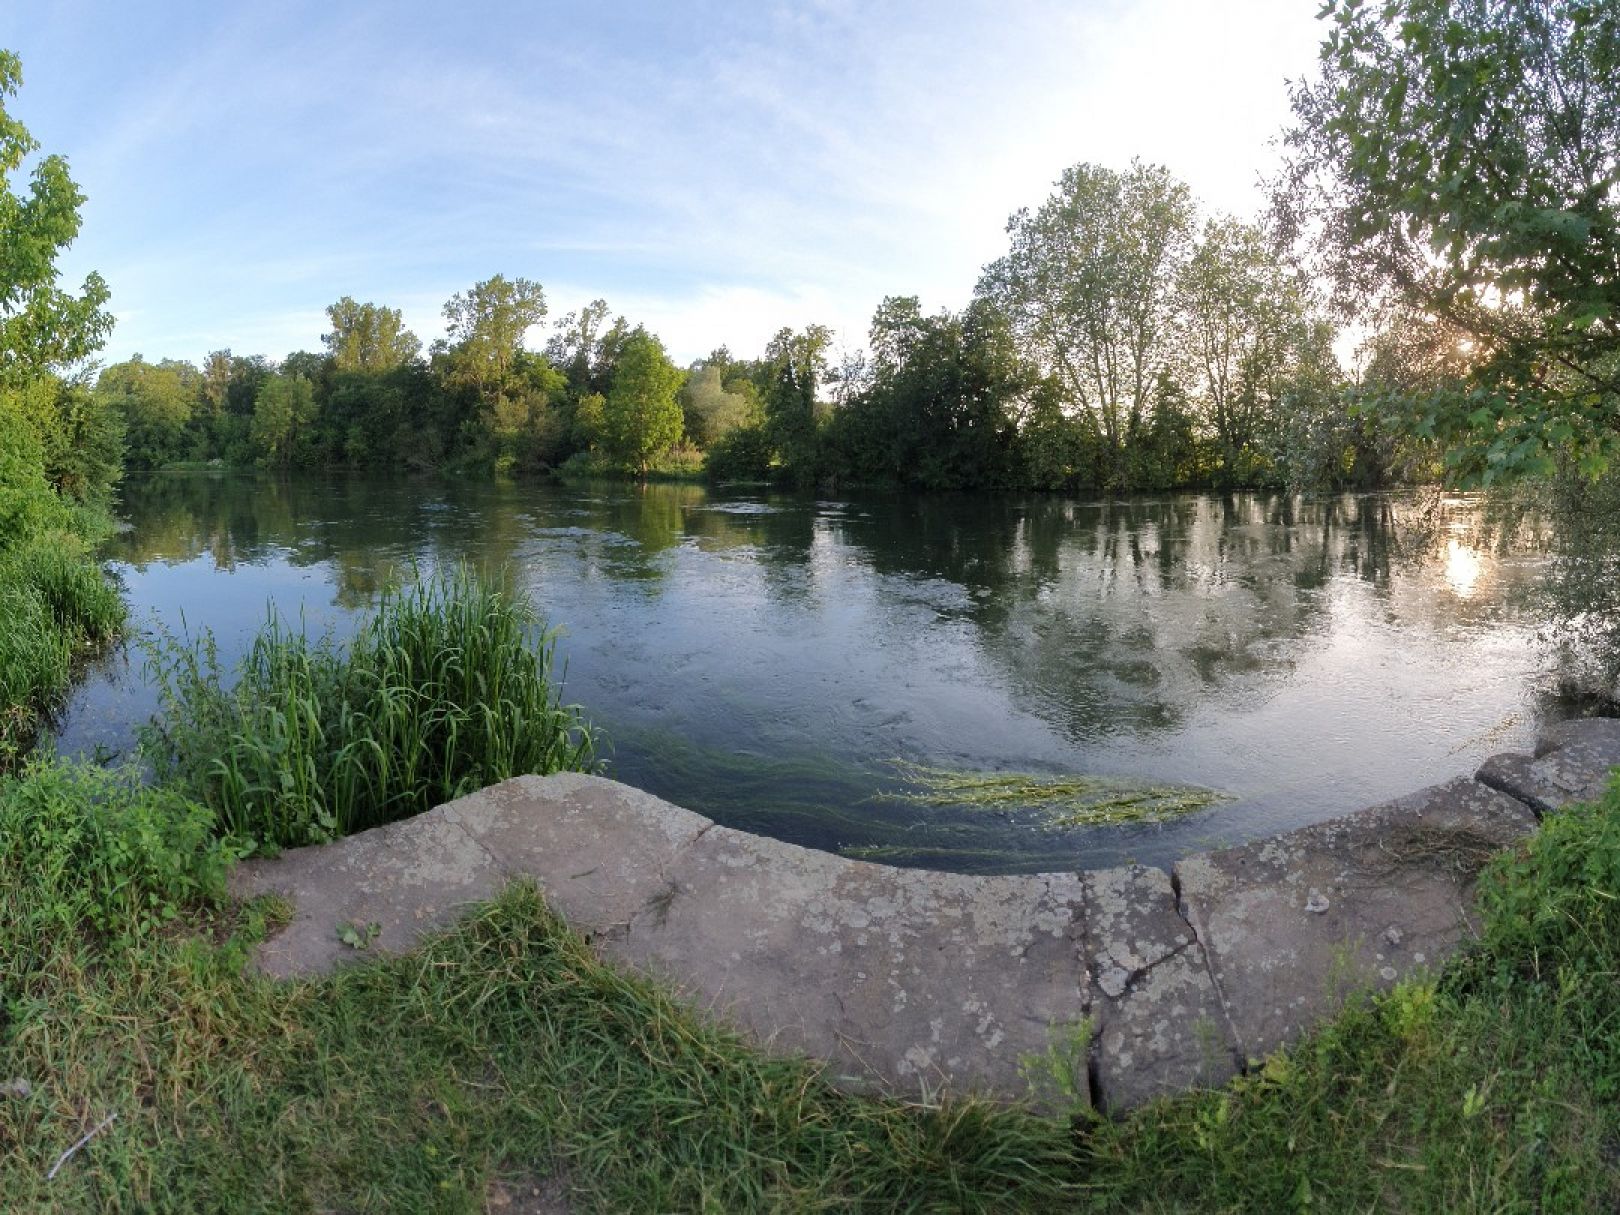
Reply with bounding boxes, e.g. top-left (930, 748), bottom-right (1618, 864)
top-left (323, 297), bottom-right (420, 373)
top-left (681, 362), bottom-right (757, 447)
top-left (830, 297), bottom-right (1027, 489)
top-left (979, 160), bottom-right (1195, 479)
top-left (1178, 217), bottom-right (1333, 483)
top-left (761, 324), bottom-right (832, 483)
top-left (96, 356), bottom-right (198, 468)
top-left (0, 49), bottom-right (118, 522)
top-left (1277, 0), bottom-right (1620, 483)
top-left (602, 328), bottom-right (684, 474)
top-left (439, 275), bottom-right (547, 399)
top-left (249, 373), bottom-right (317, 467)
top-left (0, 51), bottom-right (112, 391)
